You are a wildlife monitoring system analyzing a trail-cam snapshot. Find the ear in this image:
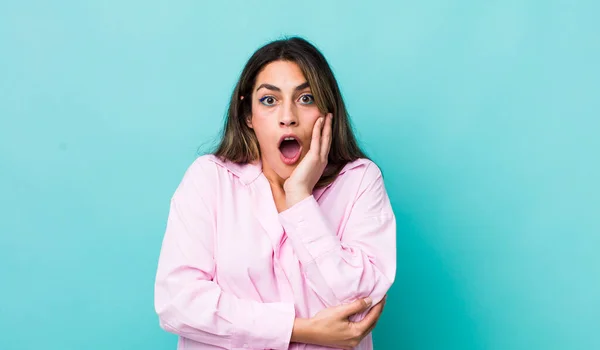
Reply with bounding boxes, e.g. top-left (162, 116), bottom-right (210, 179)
top-left (245, 115), bottom-right (253, 129)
